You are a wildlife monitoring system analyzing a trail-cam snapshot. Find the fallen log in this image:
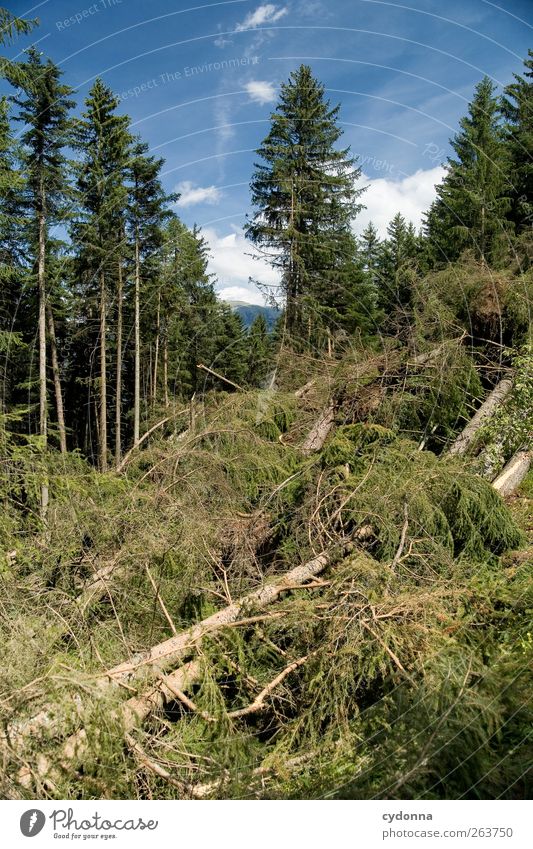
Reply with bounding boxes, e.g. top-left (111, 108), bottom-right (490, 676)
top-left (492, 450), bottom-right (532, 497)
top-left (103, 551), bottom-right (330, 685)
top-left (9, 551), bottom-right (332, 784)
top-left (301, 402), bottom-right (336, 455)
top-left (447, 376), bottom-right (513, 456)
